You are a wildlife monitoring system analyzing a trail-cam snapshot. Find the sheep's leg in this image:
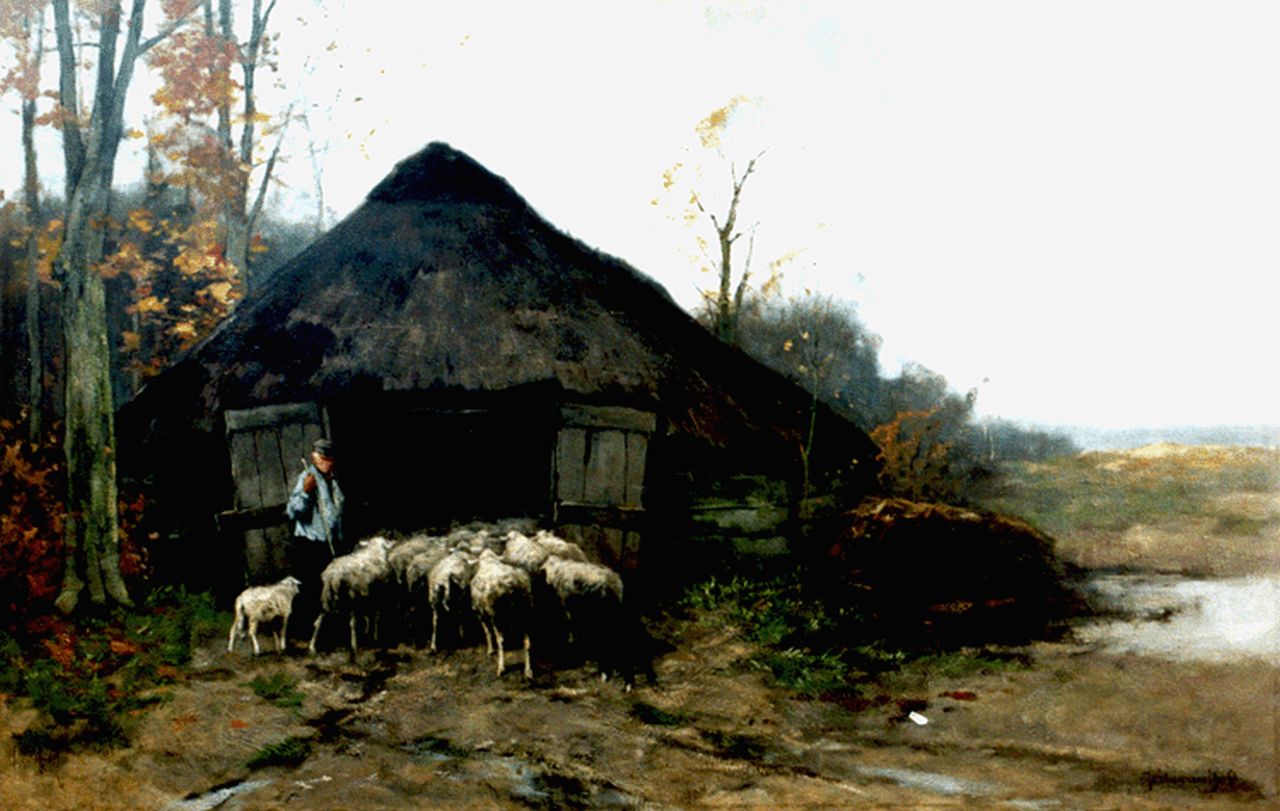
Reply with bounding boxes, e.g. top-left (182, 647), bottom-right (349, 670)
top-left (495, 628), bottom-right (506, 676)
top-left (349, 614), bottom-right (360, 658)
top-left (278, 611), bottom-right (290, 652)
top-left (249, 619), bottom-right (262, 656)
top-left (430, 605), bottom-right (439, 652)
top-left (309, 612), bottom-right (325, 656)
top-left (227, 610), bottom-right (240, 652)
top-left (522, 633), bottom-right (532, 680)
top-left (480, 617), bottom-right (494, 655)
